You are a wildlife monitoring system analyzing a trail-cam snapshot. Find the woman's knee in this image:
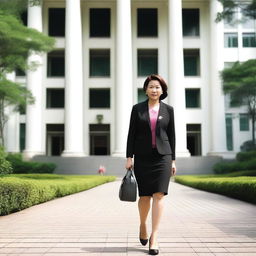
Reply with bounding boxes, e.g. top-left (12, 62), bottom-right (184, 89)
top-left (139, 196), bottom-right (151, 202)
top-left (152, 192), bottom-right (164, 200)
